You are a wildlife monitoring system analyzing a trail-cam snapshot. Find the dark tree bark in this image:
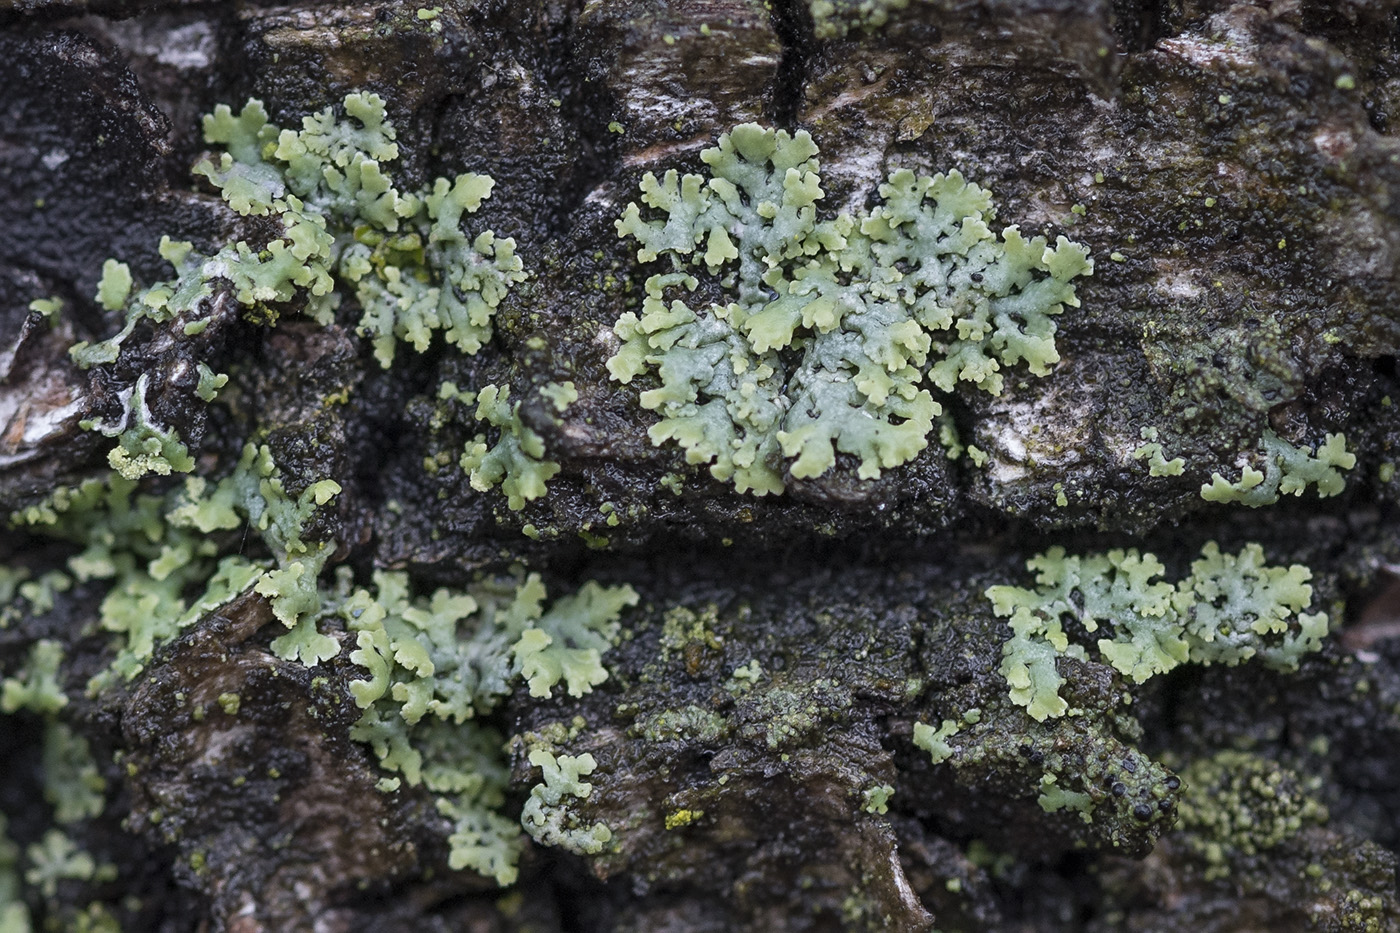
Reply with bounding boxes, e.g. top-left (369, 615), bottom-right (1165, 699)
top-left (1, 1), bottom-right (1400, 931)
